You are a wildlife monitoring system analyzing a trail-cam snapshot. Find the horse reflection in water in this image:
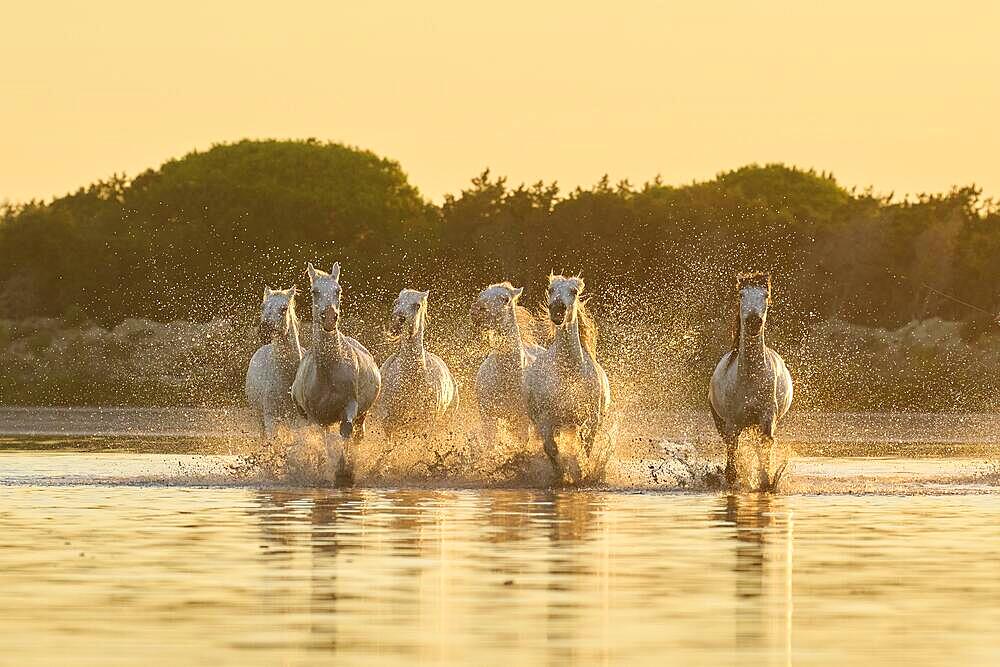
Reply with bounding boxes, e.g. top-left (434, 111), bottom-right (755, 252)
top-left (252, 491), bottom-right (351, 651)
top-left (248, 489), bottom-right (603, 661)
top-left (715, 494), bottom-right (794, 664)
